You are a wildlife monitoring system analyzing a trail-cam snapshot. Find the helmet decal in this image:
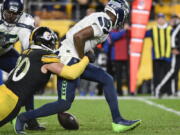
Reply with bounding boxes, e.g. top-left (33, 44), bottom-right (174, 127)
top-left (43, 31), bottom-right (52, 41)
